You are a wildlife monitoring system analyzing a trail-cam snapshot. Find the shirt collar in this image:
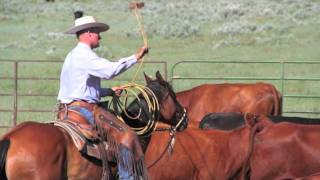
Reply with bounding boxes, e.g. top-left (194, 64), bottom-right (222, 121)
top-left (77, 42), bottom-right (92, 50)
